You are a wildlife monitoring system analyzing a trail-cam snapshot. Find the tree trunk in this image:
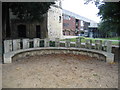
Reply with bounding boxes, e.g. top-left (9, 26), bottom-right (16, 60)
top-left (2, 3), bottom-right (10, 39)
